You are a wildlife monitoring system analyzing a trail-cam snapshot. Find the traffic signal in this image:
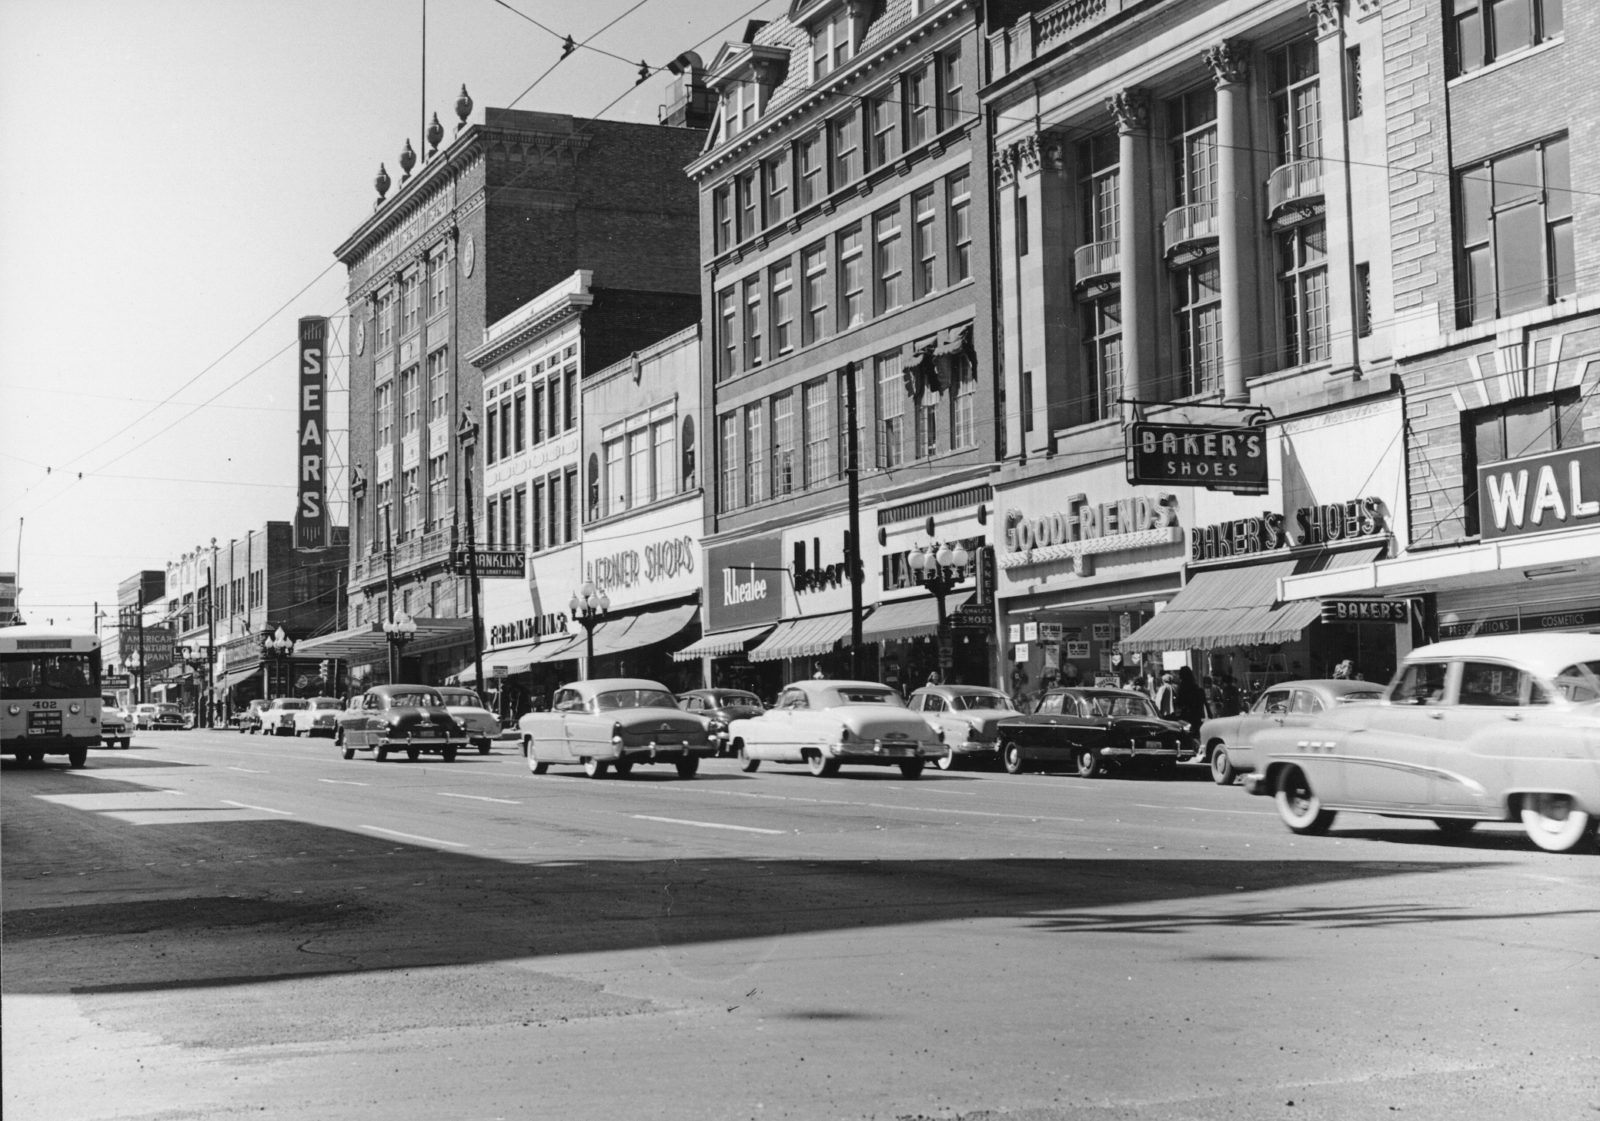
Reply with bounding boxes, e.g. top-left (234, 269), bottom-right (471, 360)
top-left (319, 659), bottom-right (331, 681)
